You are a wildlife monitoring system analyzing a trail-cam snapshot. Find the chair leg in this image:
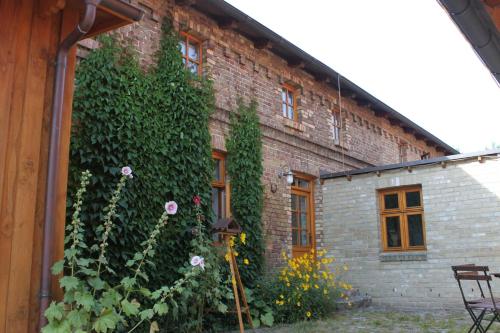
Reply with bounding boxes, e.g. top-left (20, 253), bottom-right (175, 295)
top-left (482, 312), bottom-right (500, 333)
top-left (467, 309), bottom-right (486, 333)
